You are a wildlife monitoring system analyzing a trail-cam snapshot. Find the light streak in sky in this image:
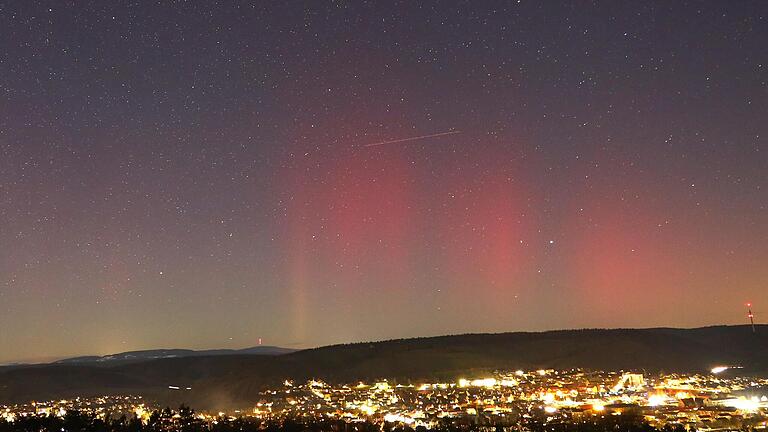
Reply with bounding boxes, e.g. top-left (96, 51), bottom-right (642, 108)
top-left (362, 130), bottom-right (461, 147)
